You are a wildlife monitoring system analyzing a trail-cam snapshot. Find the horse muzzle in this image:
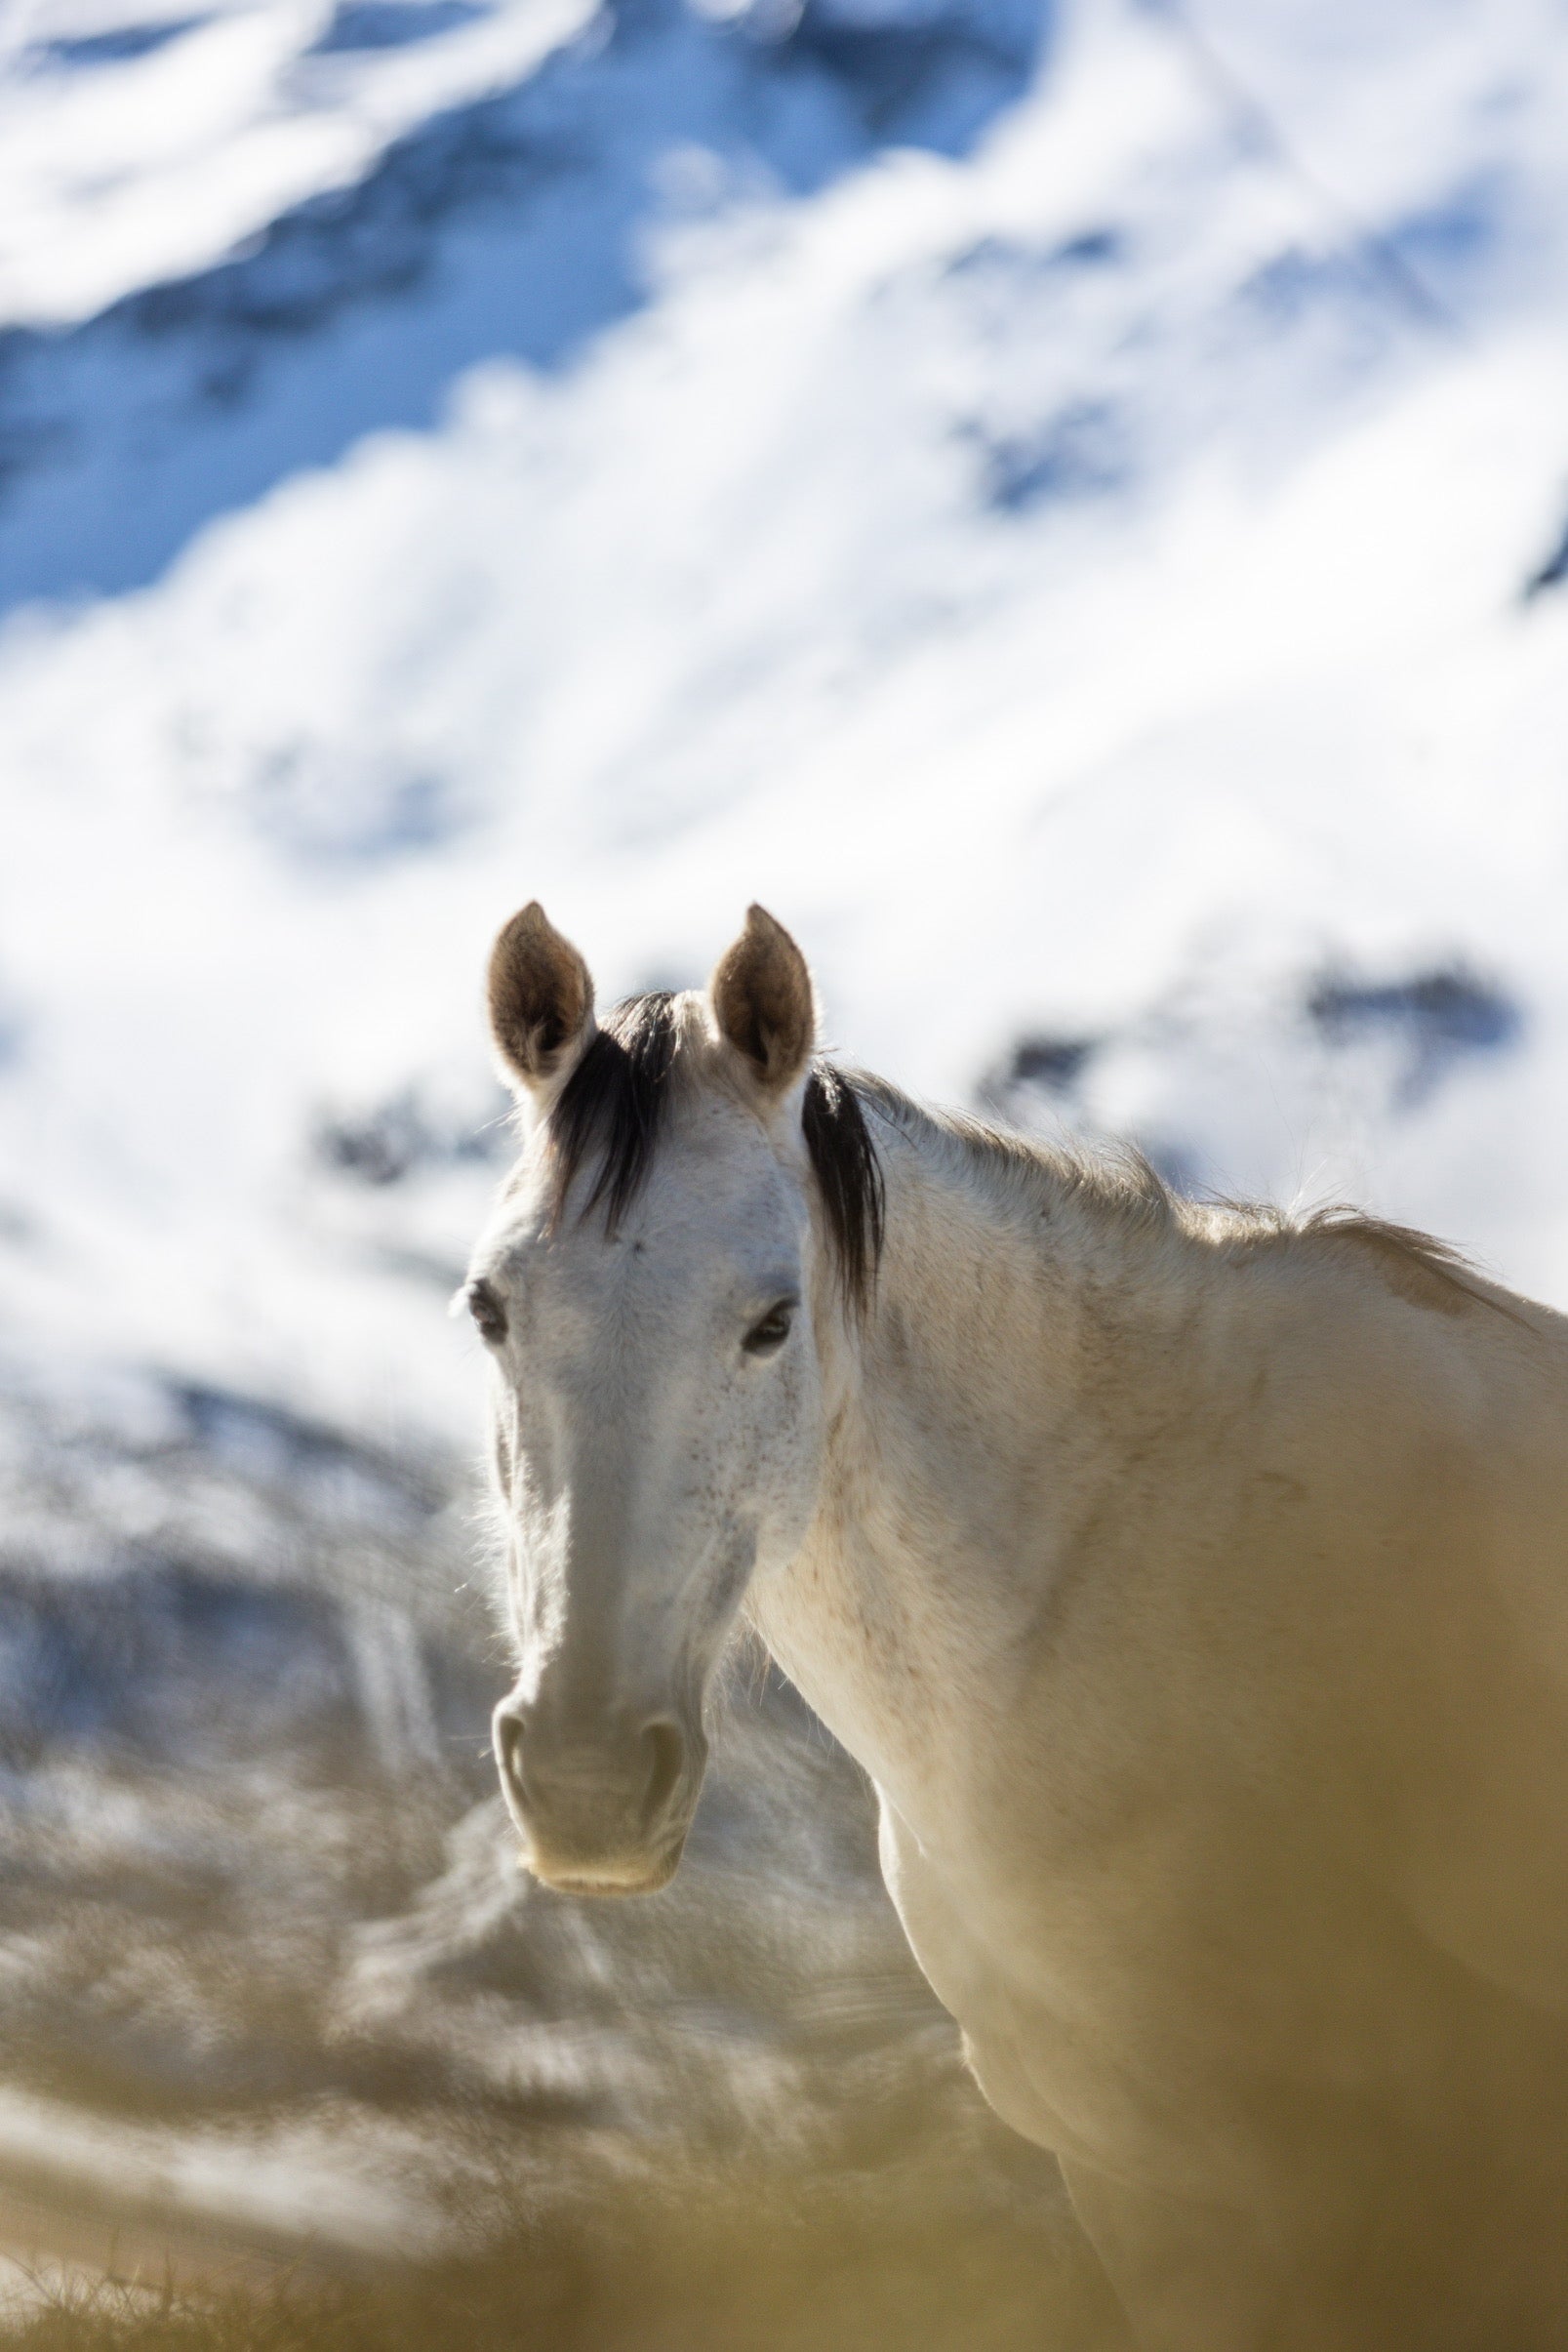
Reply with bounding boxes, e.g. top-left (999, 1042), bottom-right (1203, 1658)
top-left (492, 1695), bottom-right (705, 1895)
